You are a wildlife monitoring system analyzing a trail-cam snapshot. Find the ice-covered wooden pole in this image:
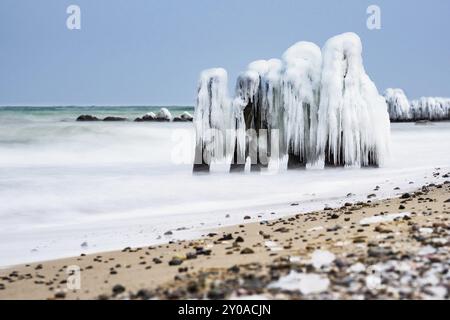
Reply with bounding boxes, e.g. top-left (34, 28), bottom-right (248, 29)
top-left (231, 59), bottom-right (283, 172)
top-left (193, 68), bottom-right (231, 172)
top-left (384, 88), bottom-right (411, 122)
top-left (281, 42), bottom-right (322, 168)
top-left (316, 33), bottom-right (390, 167)
top-left (231, 70), bottom-right (260, 172)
